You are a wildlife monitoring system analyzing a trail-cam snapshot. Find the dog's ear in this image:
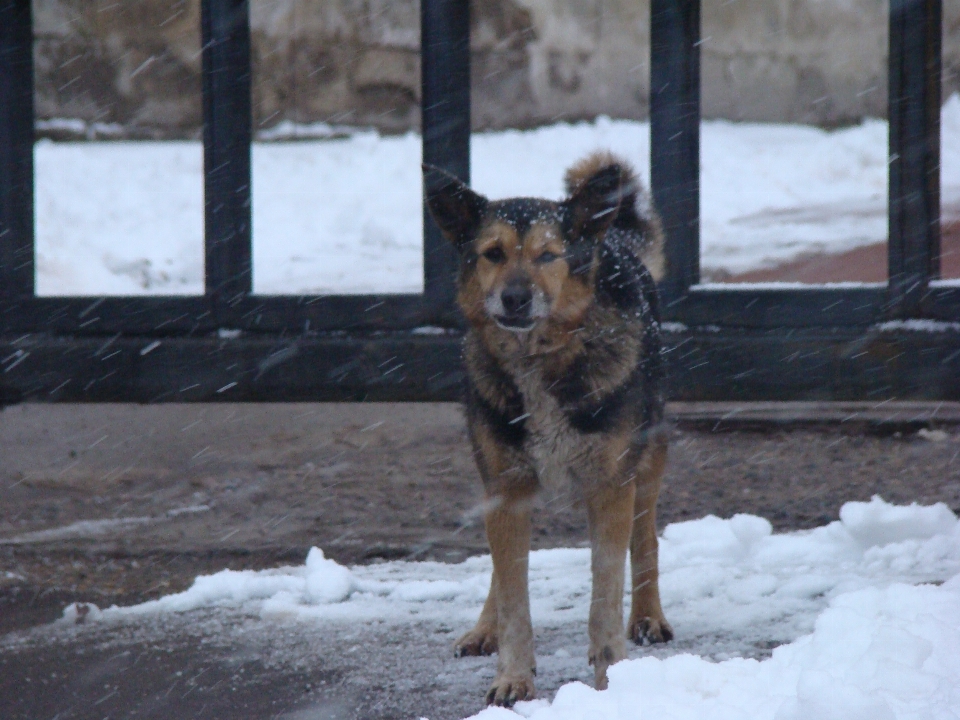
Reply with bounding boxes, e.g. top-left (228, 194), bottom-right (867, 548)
top-left (561, 163), bottom-right (623, 242)
top-left (423, 164), bottom-right (488, 247)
